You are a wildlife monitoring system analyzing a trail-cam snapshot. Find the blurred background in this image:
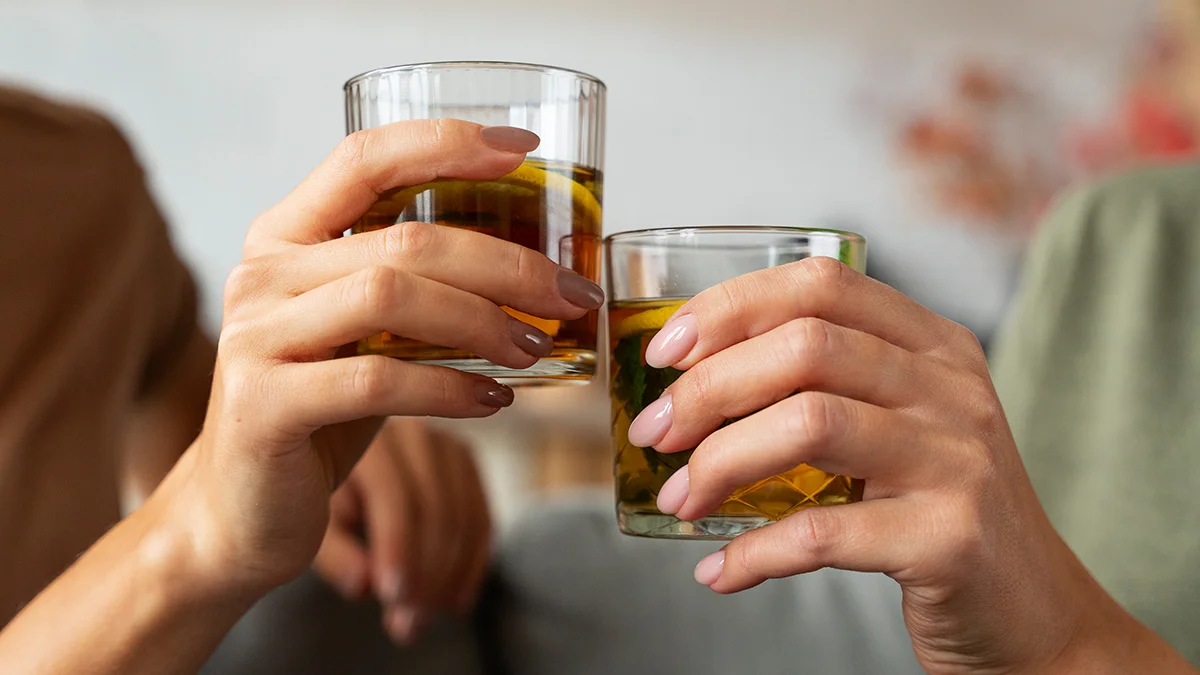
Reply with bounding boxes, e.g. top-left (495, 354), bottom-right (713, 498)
top-left (3, 0), bottom-right (1196, 528)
